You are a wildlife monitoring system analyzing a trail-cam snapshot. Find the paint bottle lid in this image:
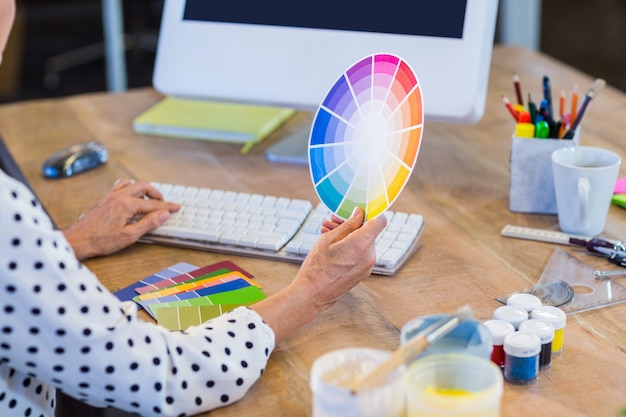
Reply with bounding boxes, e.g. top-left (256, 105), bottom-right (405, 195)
top-left (504, 331), bottom-right (541, 358)
top-left (506, 293), bottom-right (543, 313)
top-left (518, 319), bottom-right (555, 343)
top-left (493, 305), bottom-right (528, 329)
top-left (530, 306), bottom-right (566, 330)
top-left (483, 319), bottom-right (516, 345)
